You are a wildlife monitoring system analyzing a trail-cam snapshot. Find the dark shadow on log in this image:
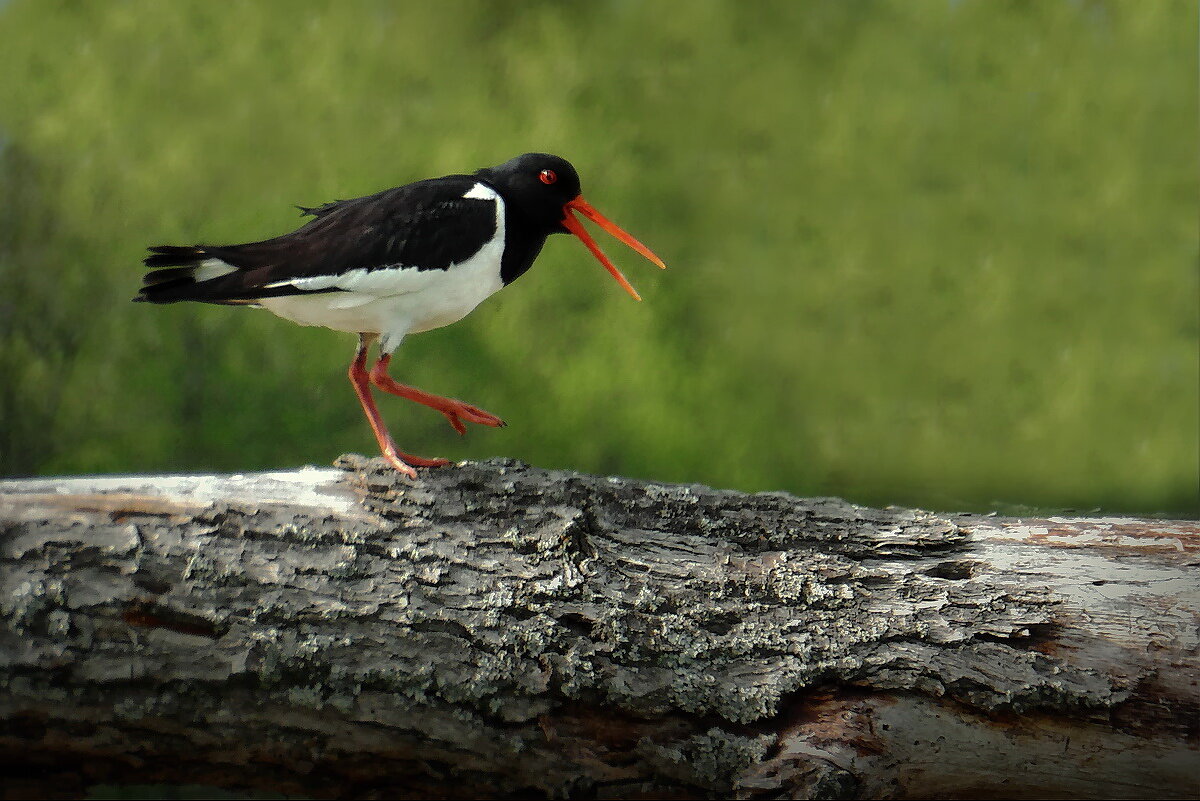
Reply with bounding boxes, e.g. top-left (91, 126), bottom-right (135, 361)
top-left (0, 456), bottom-right (1196, 799)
